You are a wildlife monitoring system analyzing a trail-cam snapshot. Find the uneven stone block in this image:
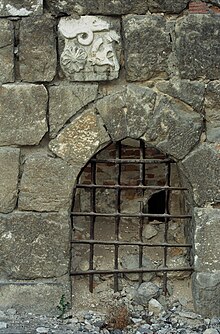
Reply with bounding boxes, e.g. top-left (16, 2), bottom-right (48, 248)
top-left (0, 84), bottom-right (47, 145)
top-left (0, 212), bottom-right (70, 279)
top-left (0, 20), bottom-right (14, 83)
top-left (148, 0), bottom-right (189, 13)
top-left (156, 79), bottom-right (205, 112)
top-left (45, 0), bottom-right (149, 15)
top-left (58, 16), bottom-right (121, 81)
top-left (19, 155), bottom-right (77, 212)
top-left (123, 15), bottom-right (172, 81)
top-left (192, 272), bottom-right (220, 317)
top-left (20, 16), bottom-right (56, 82)
top-left (194, 208), bottom-right (220, 272)
top-left (204, 81), bottom-right (220, 142)
top-left (49, 108), bottom-right (110, 168)
top-left (142, 94), bottom-right (203, 160)
top-left (49, 83), bottom-right (98, 138)
top-left (0, 148), bottom-right (20, 214)
top-left (0, 280), bottom-right (70, 315)
top-left (181, 144), bottom-right (220, 206)
top-left (0, 0), bottom-right (43, 17)
top-left (175, 15), bottom-right (220, 80)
